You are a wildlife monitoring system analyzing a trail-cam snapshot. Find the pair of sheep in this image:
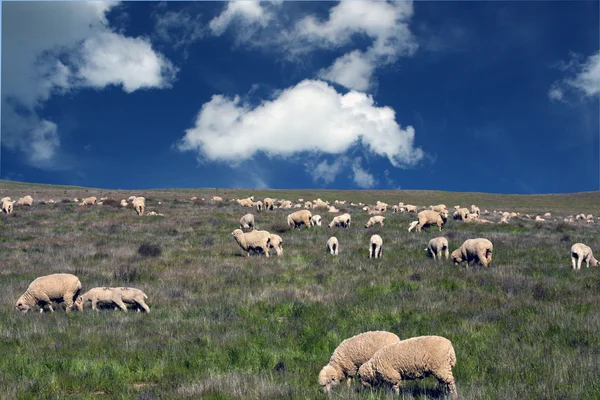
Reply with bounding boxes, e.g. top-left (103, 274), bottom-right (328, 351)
top-left (319, 331), bottom-right (457, 397)
top-left (231, 229), bottom-right (283, 257)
